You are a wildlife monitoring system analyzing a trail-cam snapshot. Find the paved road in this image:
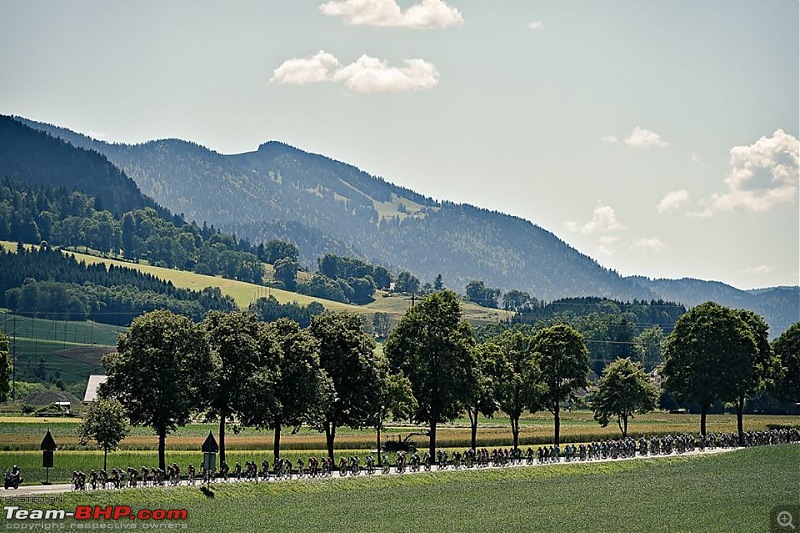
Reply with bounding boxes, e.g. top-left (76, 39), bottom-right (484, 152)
top-left (1, 446), bottom-right (746, 497)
